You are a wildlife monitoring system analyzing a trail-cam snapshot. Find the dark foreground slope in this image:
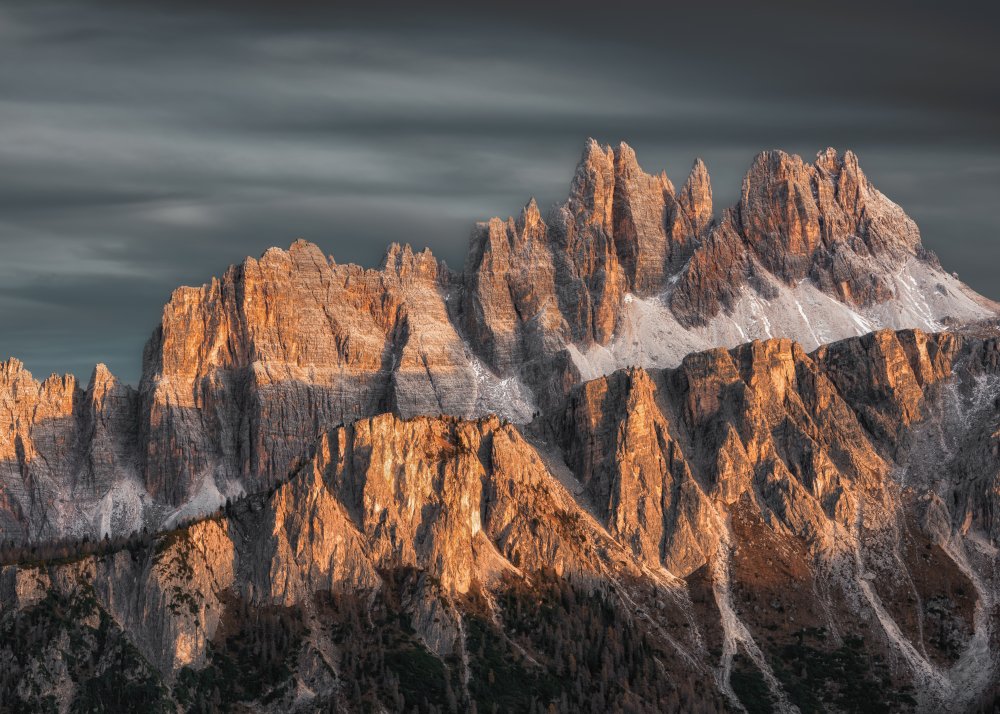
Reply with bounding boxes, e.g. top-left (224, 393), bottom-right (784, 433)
top-left (3, 326), bottom-right (1000, 713)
